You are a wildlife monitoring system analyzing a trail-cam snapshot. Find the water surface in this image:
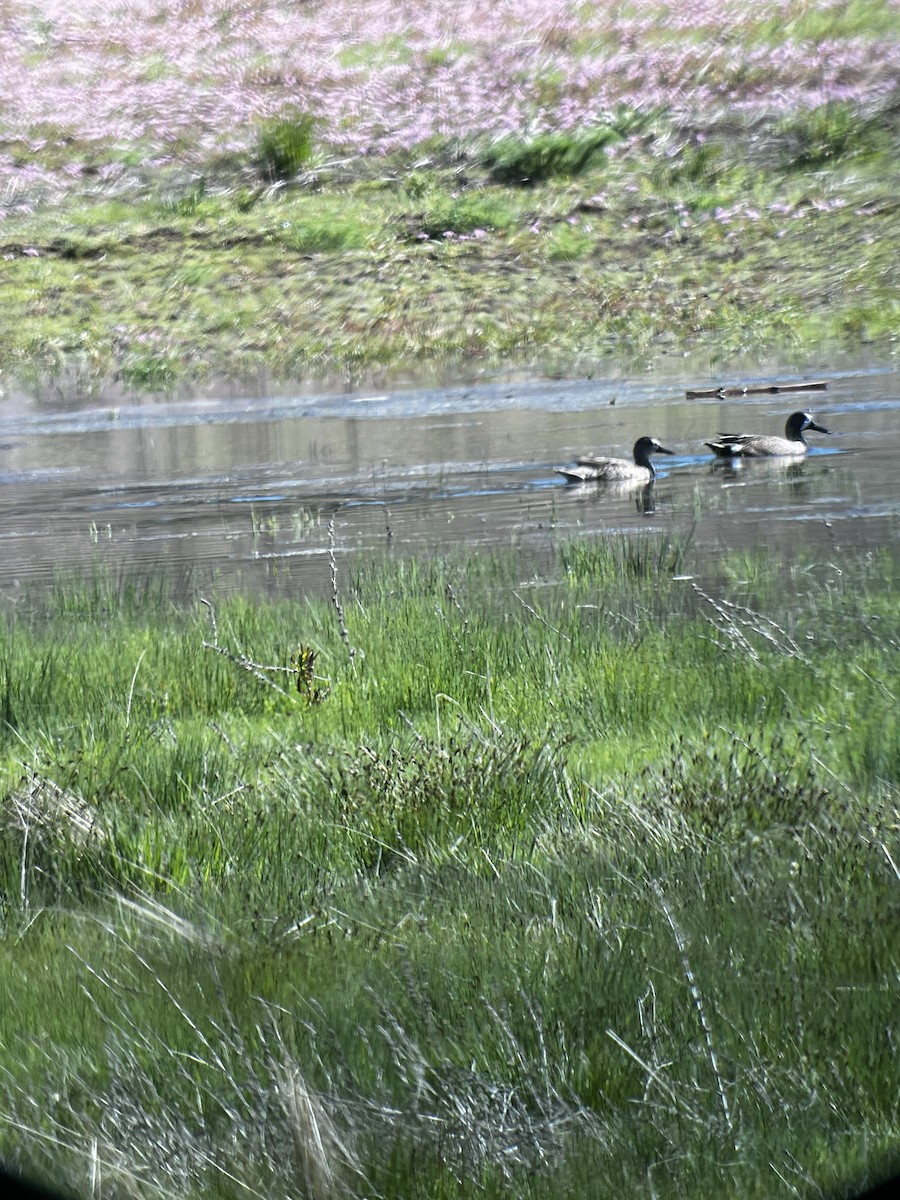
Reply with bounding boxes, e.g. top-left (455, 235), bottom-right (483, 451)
top-left (1, 363), bottom-right (896, 599)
